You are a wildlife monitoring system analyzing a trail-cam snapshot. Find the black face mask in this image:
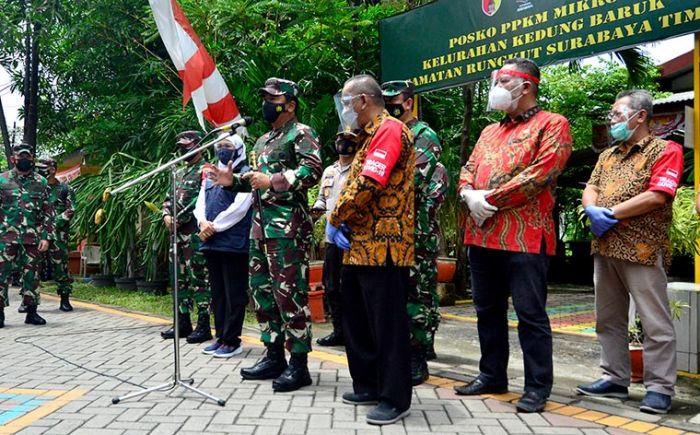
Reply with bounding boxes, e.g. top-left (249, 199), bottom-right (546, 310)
top-left (335, 133), bottom-right (358, 156)
top-left (16, 159), bottom-right (34, 171)
top-left (386, 103), bottom-right (405, 119)
top-left (179, 146), bottom-right (198, 161)
top-left (262, 100), bottom-right (286, 124)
